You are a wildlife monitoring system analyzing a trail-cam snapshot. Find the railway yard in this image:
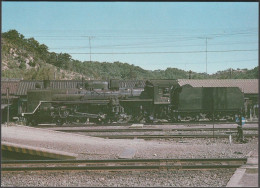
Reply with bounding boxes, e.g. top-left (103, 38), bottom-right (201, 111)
top-left (1, 1), bottom-right (259, 187)
top-left (1, 121), bottom-right (258, 187)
